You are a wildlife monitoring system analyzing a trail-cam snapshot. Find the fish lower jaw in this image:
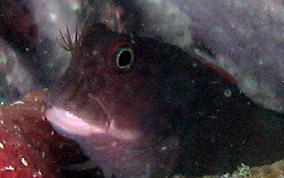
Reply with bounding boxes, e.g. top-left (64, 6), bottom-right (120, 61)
top-left (45, 106), bottom-right (107, 137)
top-left (45, 106), bottom-right (141, 141)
